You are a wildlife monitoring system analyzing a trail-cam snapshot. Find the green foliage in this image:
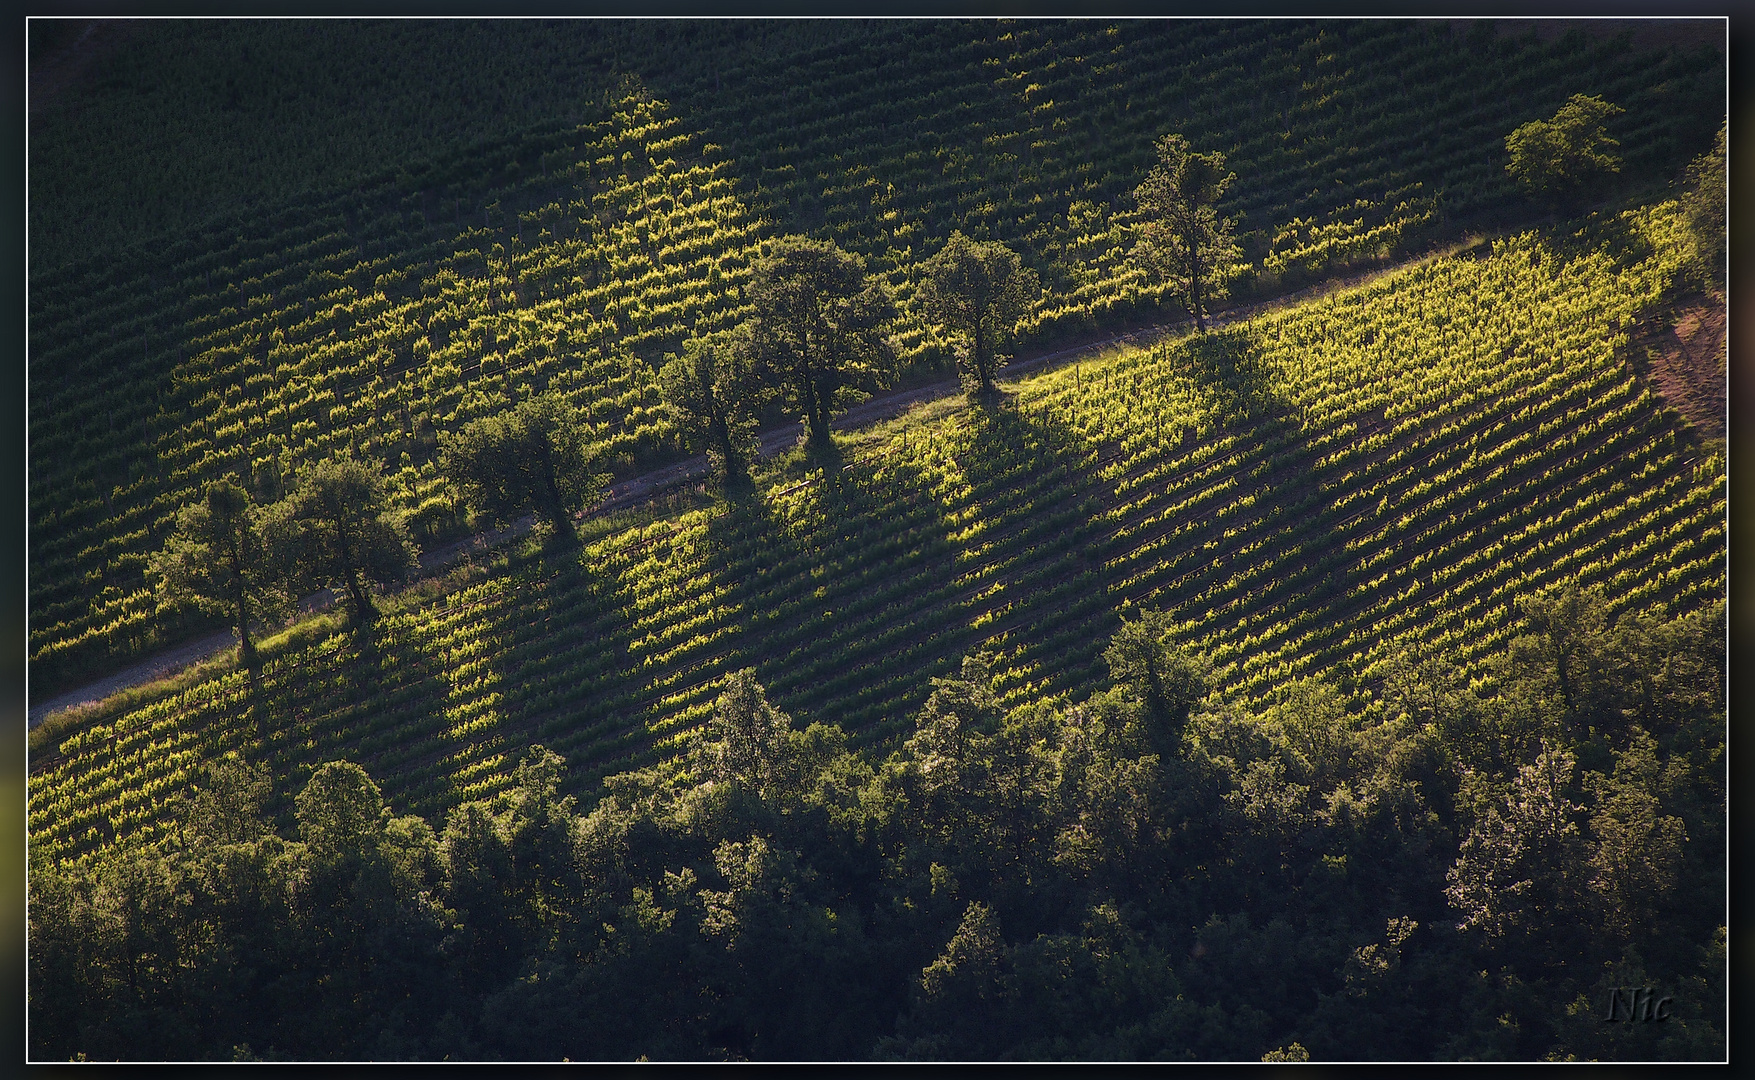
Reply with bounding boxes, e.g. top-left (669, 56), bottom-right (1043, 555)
top-left (1505, 93), bottom-right (1626, 205)
top-left (30, 754), bottom-right (453, 1060)
top-left (1103, 608), bottom-right (1208, 743)
top-left (22, 211), bottom-right (1722, 1060)
top-left (181, 752), bottom-right (272, 846)
top-left (915, 232), bottom-right (1041, 394)
top-left (695, 669), bottom-right (795, 793)
top-left (295, 760), bottom-right (386, 859)
top-left (908, 652), bottom-right (1004, 765)
top-left (1680, 120), bottom-right (1726, 287)
top-left (441, 392), bottom-right (604, 539)
top-left (884, 901), bottom-right (1011, 1058)
top-left (741, 235), bottom-right (897, 450)
top-left (658, 336), bottom-right (758, 485)
top-left (27, 94), bottom-right (770, 692)
top-left (147, 479), bottom-right (290, 670)
top-left (1131, 133), bottom-right (1243, 332)
top-left (24, 22), bottom-right (1727, 1056)
top-left (1583, 729), bottom-right (1688, 939)
top-left (268, 457), bottom-right (419, 623)
top-left (1511, 581), bottom-right (1612, 718)
top-left (27, 589), bottom-right (1725, 1060)
top-left (1445, 742), bottom-right (1587, 938)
